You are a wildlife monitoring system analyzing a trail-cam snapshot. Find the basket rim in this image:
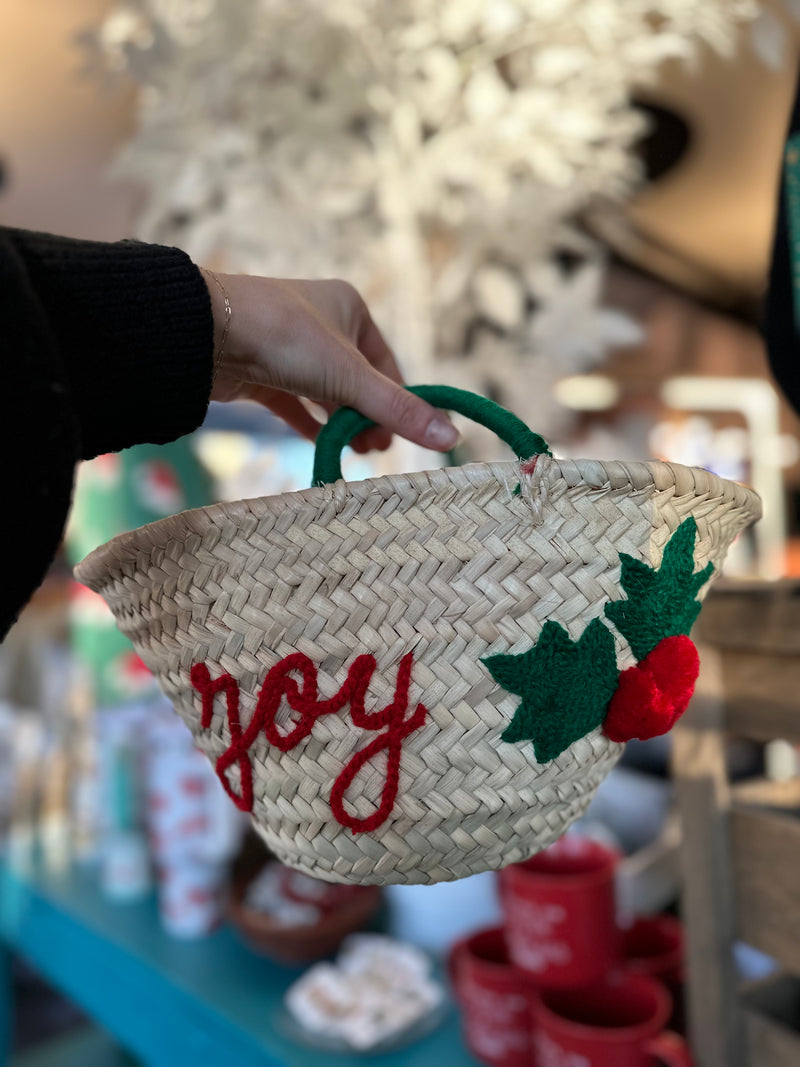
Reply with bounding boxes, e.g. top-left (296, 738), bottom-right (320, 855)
top-left (73, 454), bottom-right (761, 591)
